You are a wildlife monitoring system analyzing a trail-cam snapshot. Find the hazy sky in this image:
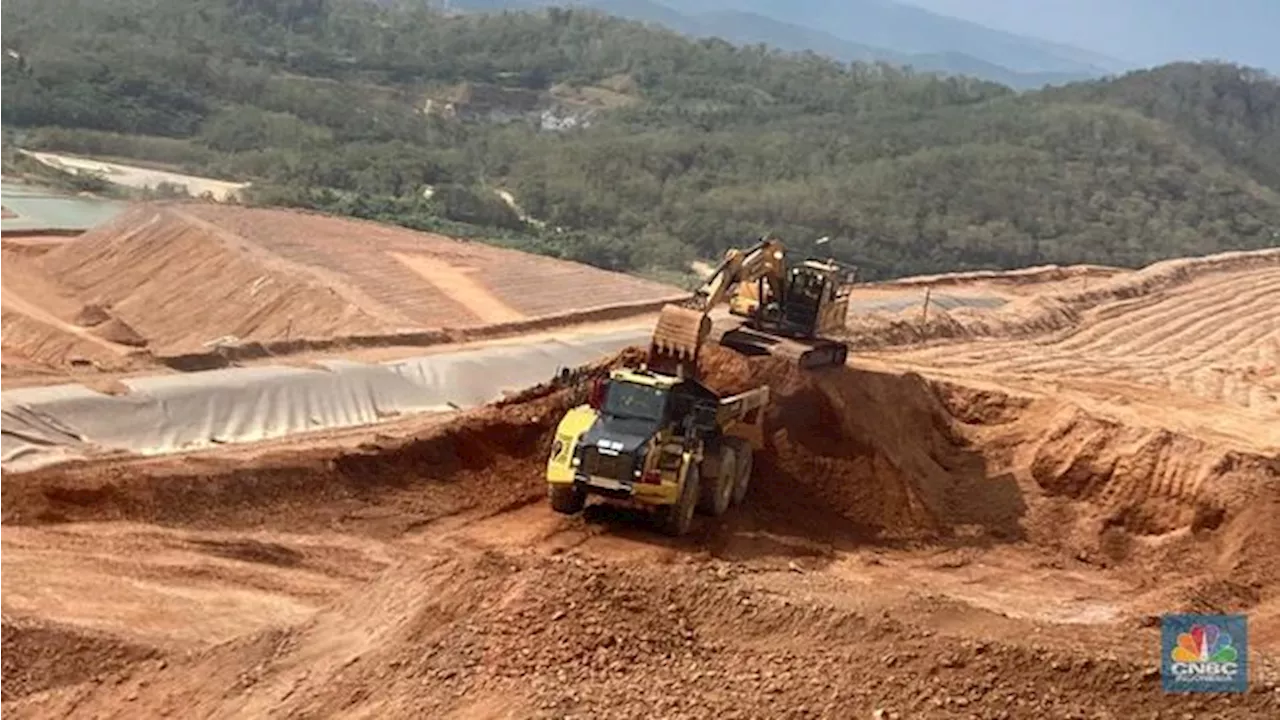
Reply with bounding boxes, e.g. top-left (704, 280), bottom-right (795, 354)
top-left (897, 0), bottom-right (1280, 71)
